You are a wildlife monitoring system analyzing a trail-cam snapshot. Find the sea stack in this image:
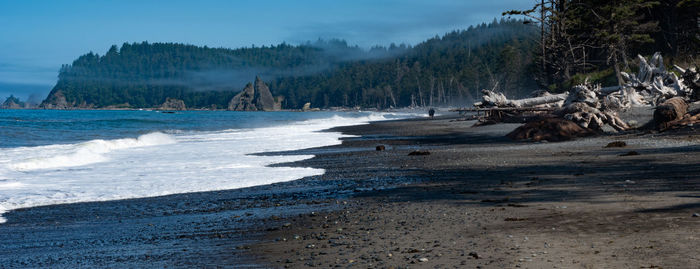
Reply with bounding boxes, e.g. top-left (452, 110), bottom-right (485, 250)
top-left (228, 76), bottom-right (276, 111)
top-left (1, 95), bottom-right (24, 109)
top-left (160, 97), bottom-right (186, 111)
